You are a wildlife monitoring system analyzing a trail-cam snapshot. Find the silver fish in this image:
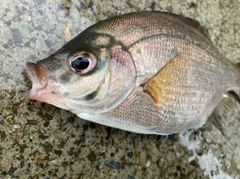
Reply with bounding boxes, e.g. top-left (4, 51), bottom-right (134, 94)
top-left (25, 11), bottom-right (240, 135)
